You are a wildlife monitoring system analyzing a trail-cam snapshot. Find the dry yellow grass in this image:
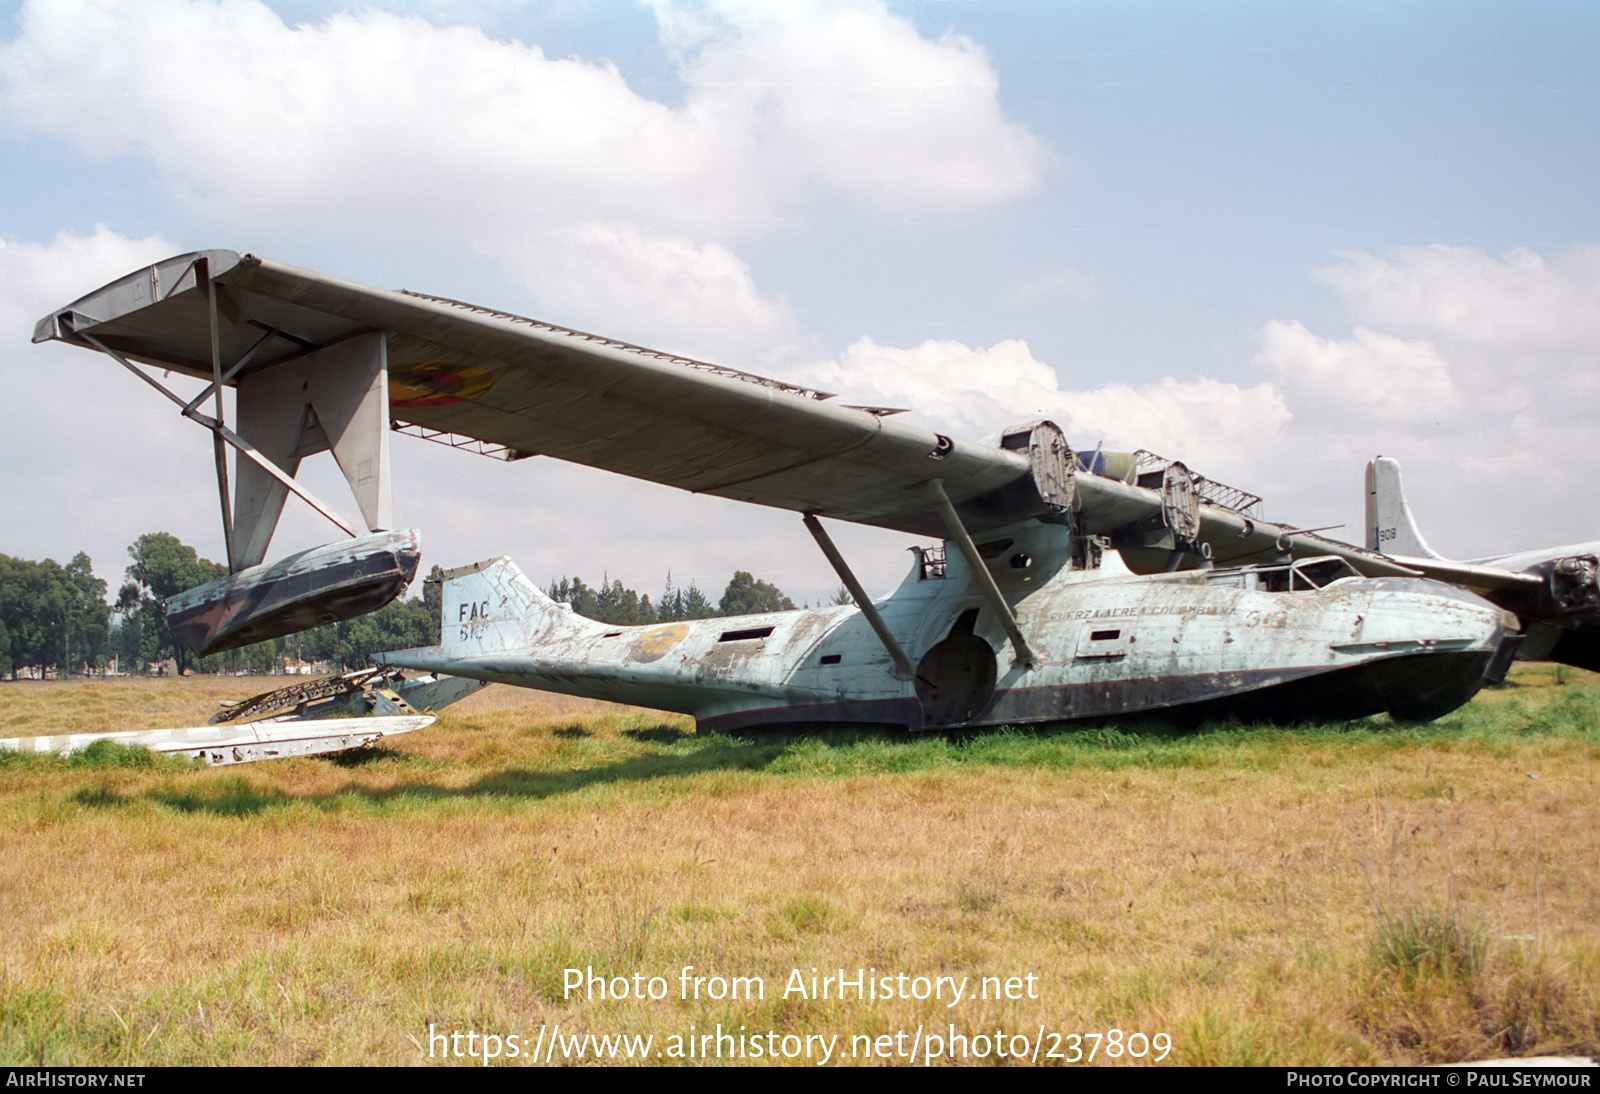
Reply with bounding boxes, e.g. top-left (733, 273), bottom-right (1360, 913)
top-left (1, 670), bottom-right (1596, 1066)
